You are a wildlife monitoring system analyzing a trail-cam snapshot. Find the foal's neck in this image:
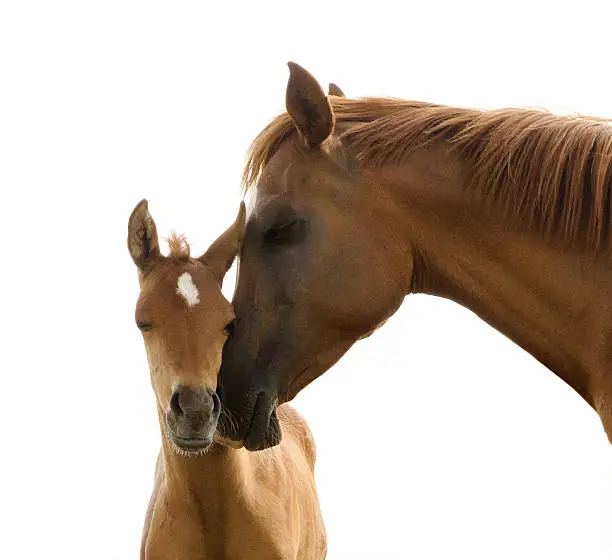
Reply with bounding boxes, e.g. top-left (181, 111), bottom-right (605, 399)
top-left (378, 143), bottom-right (612, 408)
top-left (157, 411), bottom-right (248, 506)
